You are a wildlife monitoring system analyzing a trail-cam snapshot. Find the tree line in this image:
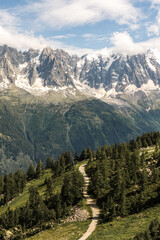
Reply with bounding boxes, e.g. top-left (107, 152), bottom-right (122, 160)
top-left (0, 131), bottom-right (159, 238)
top-left (0, 149), bottom-right (84, 239)
top-left (0, 170), bottom-right (84, 230)
top-left (86, 131), bottom-right (160, 221)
